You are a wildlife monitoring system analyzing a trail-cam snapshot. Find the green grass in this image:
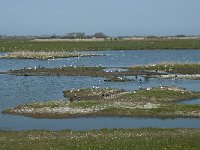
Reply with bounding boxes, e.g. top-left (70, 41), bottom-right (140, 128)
top-left (1, 39), bottom-right (200, 52)
top-left (131, 63), bottom-right (200, 74)
top-left (123, 88), bottom-right (200, 103)
top-left (98, 104), bottom-right (200, 118)
top-left (145, 104), bottom-right (200, 117)
top-left (23, 101), bottom-right (69, 109)
top-left (0, 128), bottom-right (200, 149)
